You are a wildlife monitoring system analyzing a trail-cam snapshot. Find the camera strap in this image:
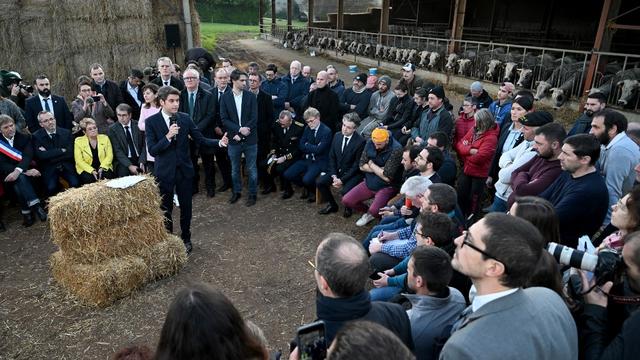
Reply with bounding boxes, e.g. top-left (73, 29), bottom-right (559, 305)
top-left (608, 293), bottom-right (640, 305)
